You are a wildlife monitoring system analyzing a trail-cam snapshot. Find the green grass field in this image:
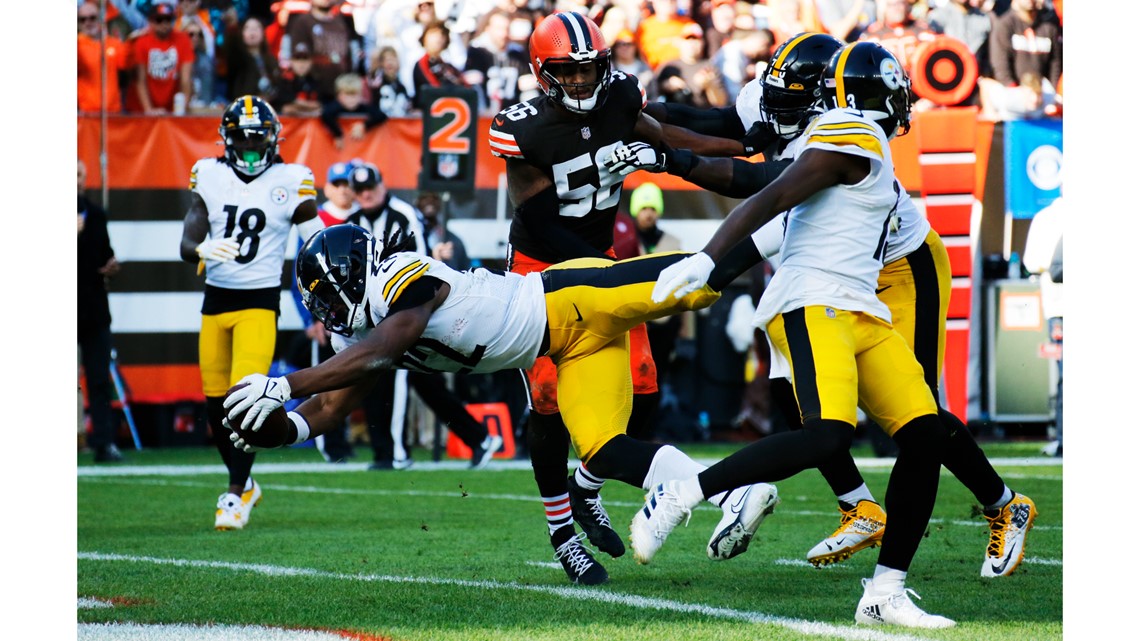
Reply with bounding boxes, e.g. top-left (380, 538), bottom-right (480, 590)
top-left (78, 440), bottom-right (1062, 640)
